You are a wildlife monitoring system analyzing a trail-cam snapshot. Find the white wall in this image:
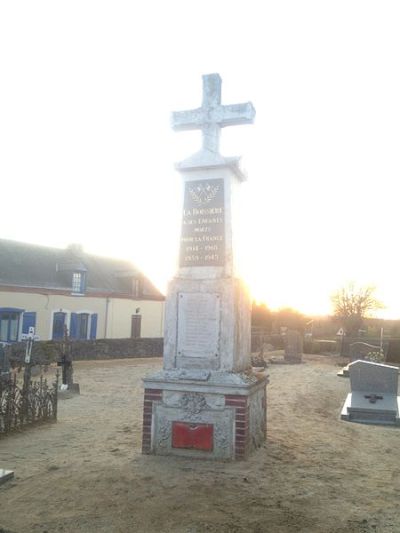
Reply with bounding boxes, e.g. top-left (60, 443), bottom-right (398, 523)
top-left (0, 291), bottom-right (164, 340)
